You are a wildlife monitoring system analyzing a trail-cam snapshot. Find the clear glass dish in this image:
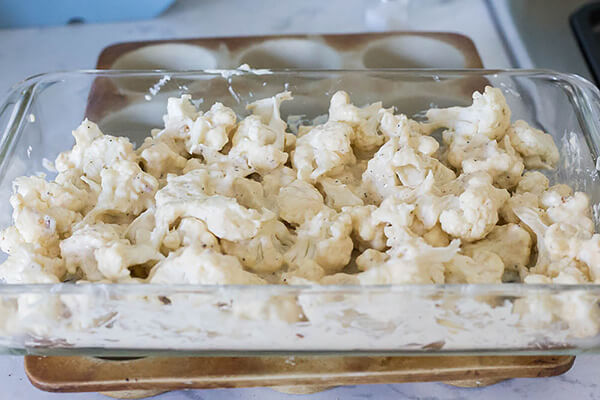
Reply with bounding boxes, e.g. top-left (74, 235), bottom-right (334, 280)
top-left (1, 69), bottom-right (600, 357)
